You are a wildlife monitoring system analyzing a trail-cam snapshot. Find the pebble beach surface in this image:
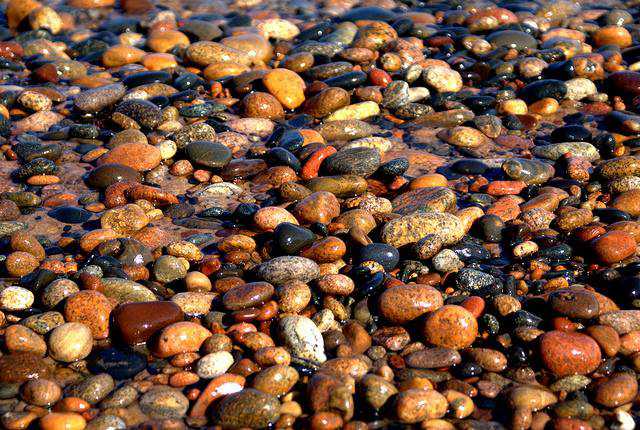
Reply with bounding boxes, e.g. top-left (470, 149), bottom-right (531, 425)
top-left (1, 0), bottom-right (640, 429)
